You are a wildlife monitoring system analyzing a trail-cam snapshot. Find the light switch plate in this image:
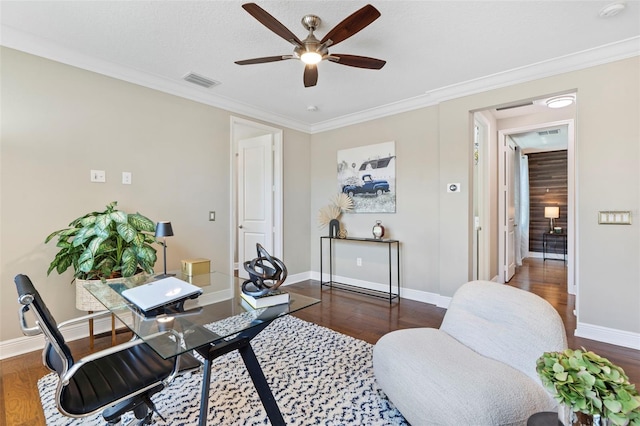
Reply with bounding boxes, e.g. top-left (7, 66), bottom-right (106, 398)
top-left (598, 211), bottom-right (632, 224)
top-left (90, 170), bottom-right (106, 183)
